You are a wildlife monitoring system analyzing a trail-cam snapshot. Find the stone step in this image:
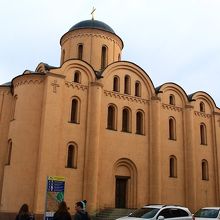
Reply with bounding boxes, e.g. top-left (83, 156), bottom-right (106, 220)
top-left (94, 208), bottom-right (136, 220)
